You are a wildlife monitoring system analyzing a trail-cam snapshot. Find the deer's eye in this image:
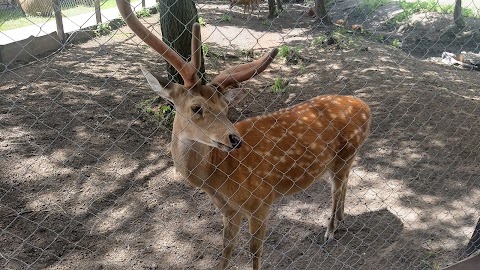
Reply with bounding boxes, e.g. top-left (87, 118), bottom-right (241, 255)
top-left (191, 105), bottom-right (203, 115)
